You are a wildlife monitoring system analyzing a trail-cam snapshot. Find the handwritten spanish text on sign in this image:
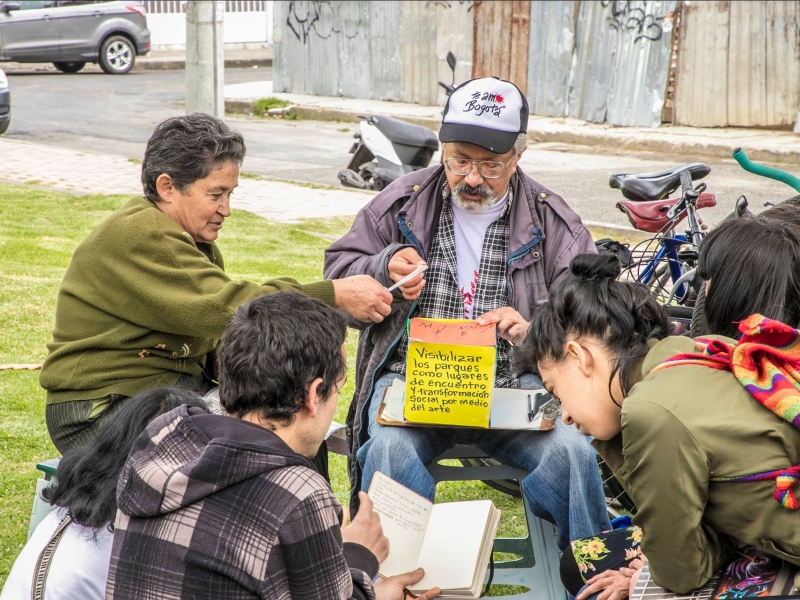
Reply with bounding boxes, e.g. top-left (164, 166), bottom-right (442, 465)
top-left (405, 341), bottom-right (496, 428)
top-left (409, 318), bottom-right (496, 346)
